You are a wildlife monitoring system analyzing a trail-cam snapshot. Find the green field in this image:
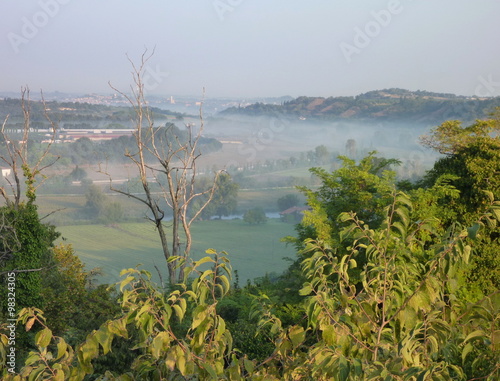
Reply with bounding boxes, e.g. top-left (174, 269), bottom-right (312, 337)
top-left (57, 218), bottom-right (297, 287)
top-left (237, 187), bottom-right (304, 211)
